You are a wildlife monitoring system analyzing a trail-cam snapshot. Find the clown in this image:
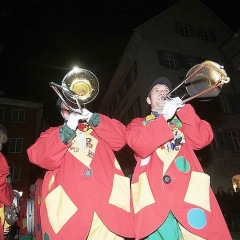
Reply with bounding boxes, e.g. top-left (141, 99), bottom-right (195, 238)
top-left (125, 77), bottom-right (231, 240)
top-left (0, 125), bottom-right (14, 240)
top-left (27, 100), bottom-right (134, 240)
